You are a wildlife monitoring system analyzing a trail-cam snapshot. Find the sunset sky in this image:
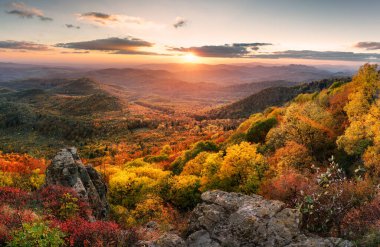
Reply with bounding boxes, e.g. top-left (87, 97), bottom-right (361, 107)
top-left (1, 0), bottom-right (380, 66)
